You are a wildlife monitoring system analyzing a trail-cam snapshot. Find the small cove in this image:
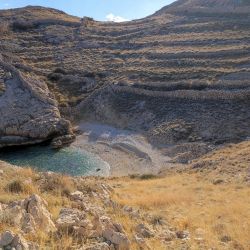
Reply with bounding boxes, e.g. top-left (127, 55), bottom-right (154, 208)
top-left (0, 145), bottom-right (110, 176)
